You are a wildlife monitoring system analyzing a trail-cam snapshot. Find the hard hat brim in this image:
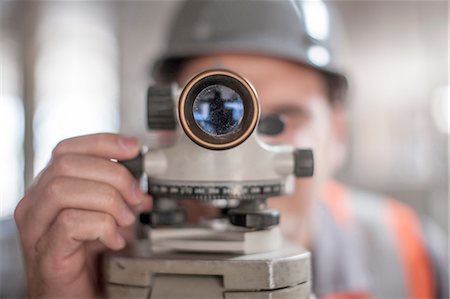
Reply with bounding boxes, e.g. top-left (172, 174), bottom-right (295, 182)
top-left (152, 45), bottom-right (347, 103)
